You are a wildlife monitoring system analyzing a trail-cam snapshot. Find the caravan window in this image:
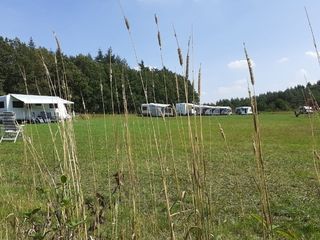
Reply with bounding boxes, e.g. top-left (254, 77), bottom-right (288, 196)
top-left (12, 101), bottom-right (24, 108)
top-left (0, 101), bottom-right (4, 108)
top-left (142, 106), bottom-right (147, 111)
top-left (49, 104), bottom-right (58, 108)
